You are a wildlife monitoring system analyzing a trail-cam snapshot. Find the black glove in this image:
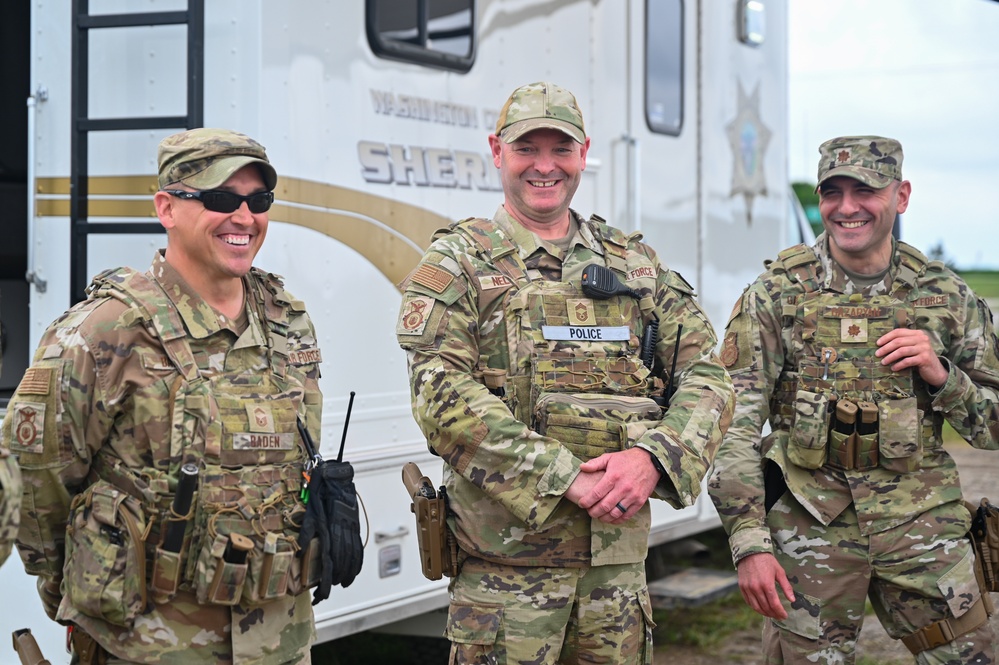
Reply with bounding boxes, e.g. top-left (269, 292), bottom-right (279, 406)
top-left (297, 460), bottom-right (363, 604)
